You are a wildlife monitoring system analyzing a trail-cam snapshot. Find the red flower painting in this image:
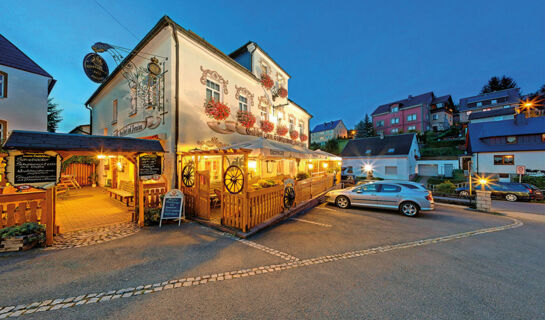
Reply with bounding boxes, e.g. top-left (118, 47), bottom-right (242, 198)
top-left (276, 125), bottom-right (288, 136)
top-left (278, 87), bottom-right (288, 98)
top-left (237, 110), bottom-right (256, 128)
top-left (300, 133), bottom-right (308, 142)
top-left (261, 120), bottom-right (274, 133)
top-left (290, 130), bottom-right (299, 140)
top-left (205, 98), bottom-right (230, 121)
top-left (261, 74), bottom-right (274, 90)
